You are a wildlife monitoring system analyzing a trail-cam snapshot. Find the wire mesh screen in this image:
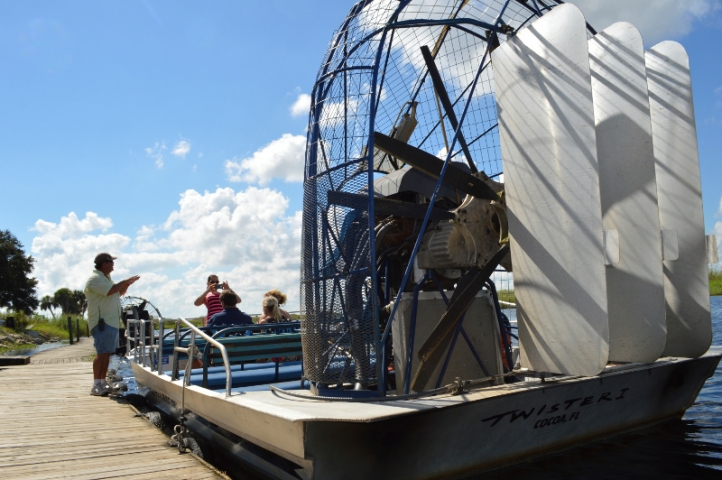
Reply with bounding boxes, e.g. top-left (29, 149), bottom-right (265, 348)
top-left (302, 0), bottom-right (561, 388)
